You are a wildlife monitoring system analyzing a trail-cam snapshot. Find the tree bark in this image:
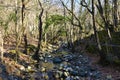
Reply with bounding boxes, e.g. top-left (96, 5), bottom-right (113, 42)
top-left (21, 0), bottom-right (28, 54)
top-left (33, 0), bottom-right (44, 68)
top-left (96, 0), bottom-right (112, 38)
top-left (0, 30), bottom-right (3, 62)
top-left (70, 0), bottom-right (75, 52)
top-left (92, 0), bottom-right (106, 63)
